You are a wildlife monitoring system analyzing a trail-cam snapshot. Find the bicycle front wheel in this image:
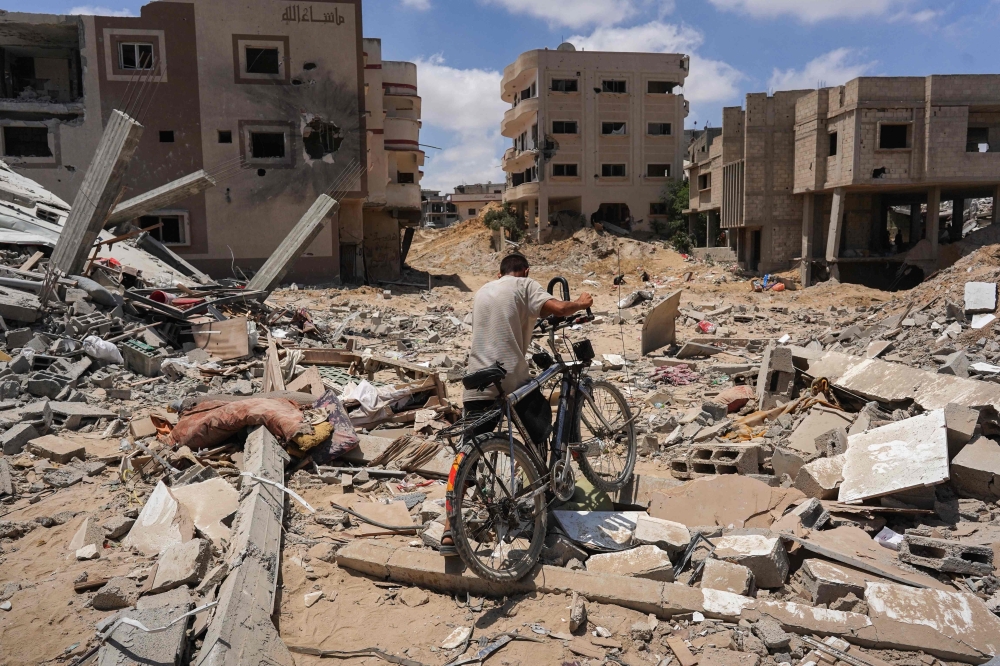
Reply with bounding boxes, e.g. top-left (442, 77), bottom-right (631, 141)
top-left (574, 379), bottom-right (636, 492)
top-left (446, 434), bottom-right (547, 583)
